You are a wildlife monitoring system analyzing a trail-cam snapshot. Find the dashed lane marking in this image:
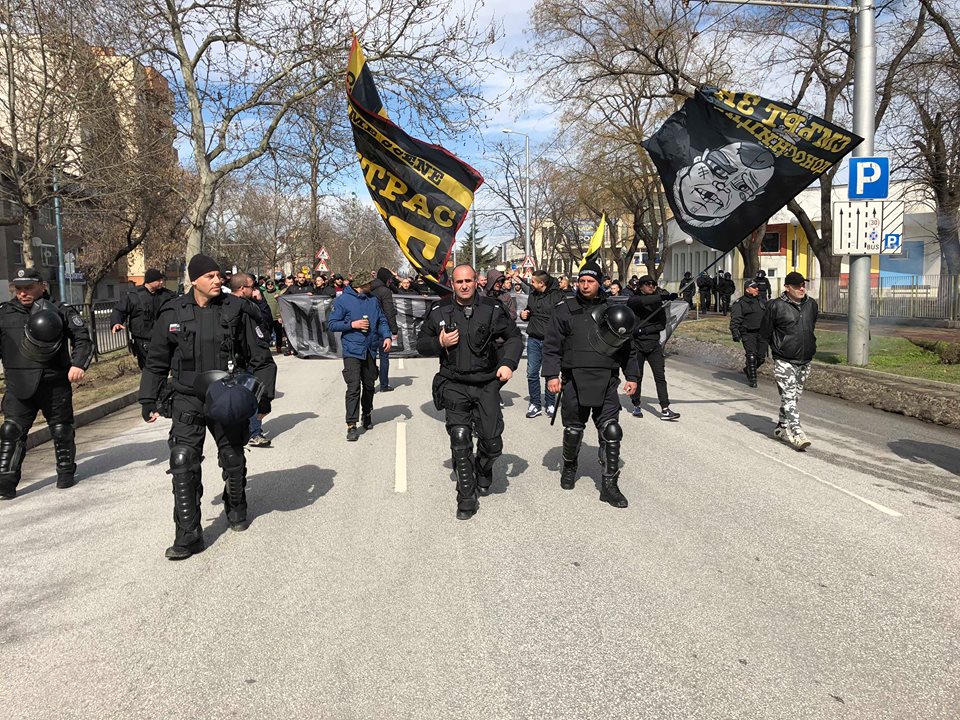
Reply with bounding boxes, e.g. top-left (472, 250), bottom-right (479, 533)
top-left (395, 421), bottom-right (407, 493)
